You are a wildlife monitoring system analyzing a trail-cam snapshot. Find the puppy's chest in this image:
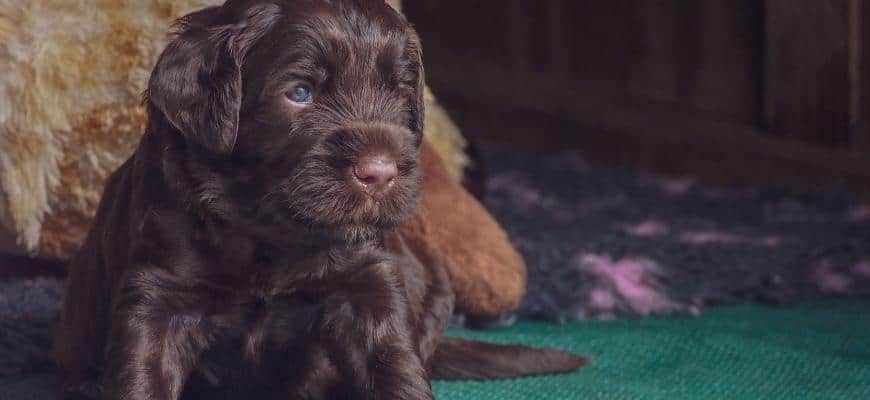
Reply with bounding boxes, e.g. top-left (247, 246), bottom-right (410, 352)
top-left (221, 270), bottom-right (323, 347)
top-left (194, 273), bottom-right (323, 382)
top-left (193, 246), bottom-right (388, 375)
